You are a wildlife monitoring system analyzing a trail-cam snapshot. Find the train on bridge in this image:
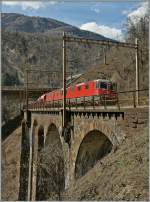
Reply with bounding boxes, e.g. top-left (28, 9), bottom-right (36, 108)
top-left (36, 78), bottom-right (118, 106)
